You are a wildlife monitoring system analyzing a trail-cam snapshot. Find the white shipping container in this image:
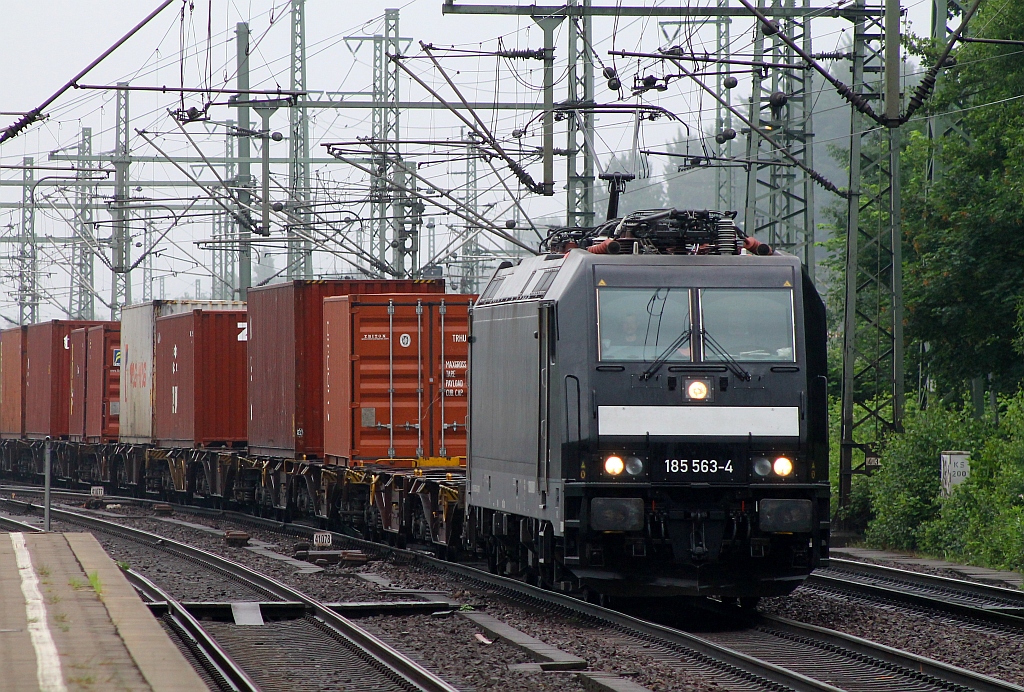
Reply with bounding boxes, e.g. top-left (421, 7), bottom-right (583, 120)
top-left (119, 300), bottom-right (245, 444)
